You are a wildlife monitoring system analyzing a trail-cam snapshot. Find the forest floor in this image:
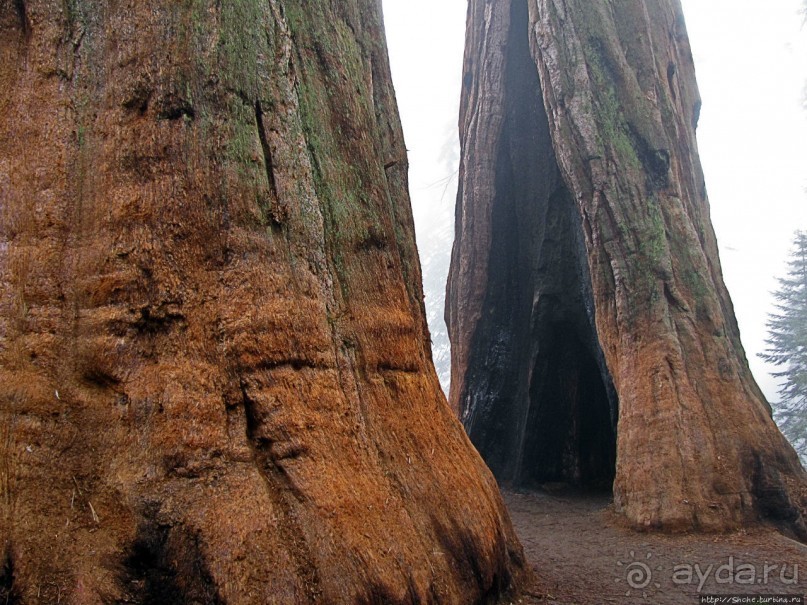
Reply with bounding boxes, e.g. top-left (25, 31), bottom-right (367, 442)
top-left (505, 488), bottom-right (807, 605)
